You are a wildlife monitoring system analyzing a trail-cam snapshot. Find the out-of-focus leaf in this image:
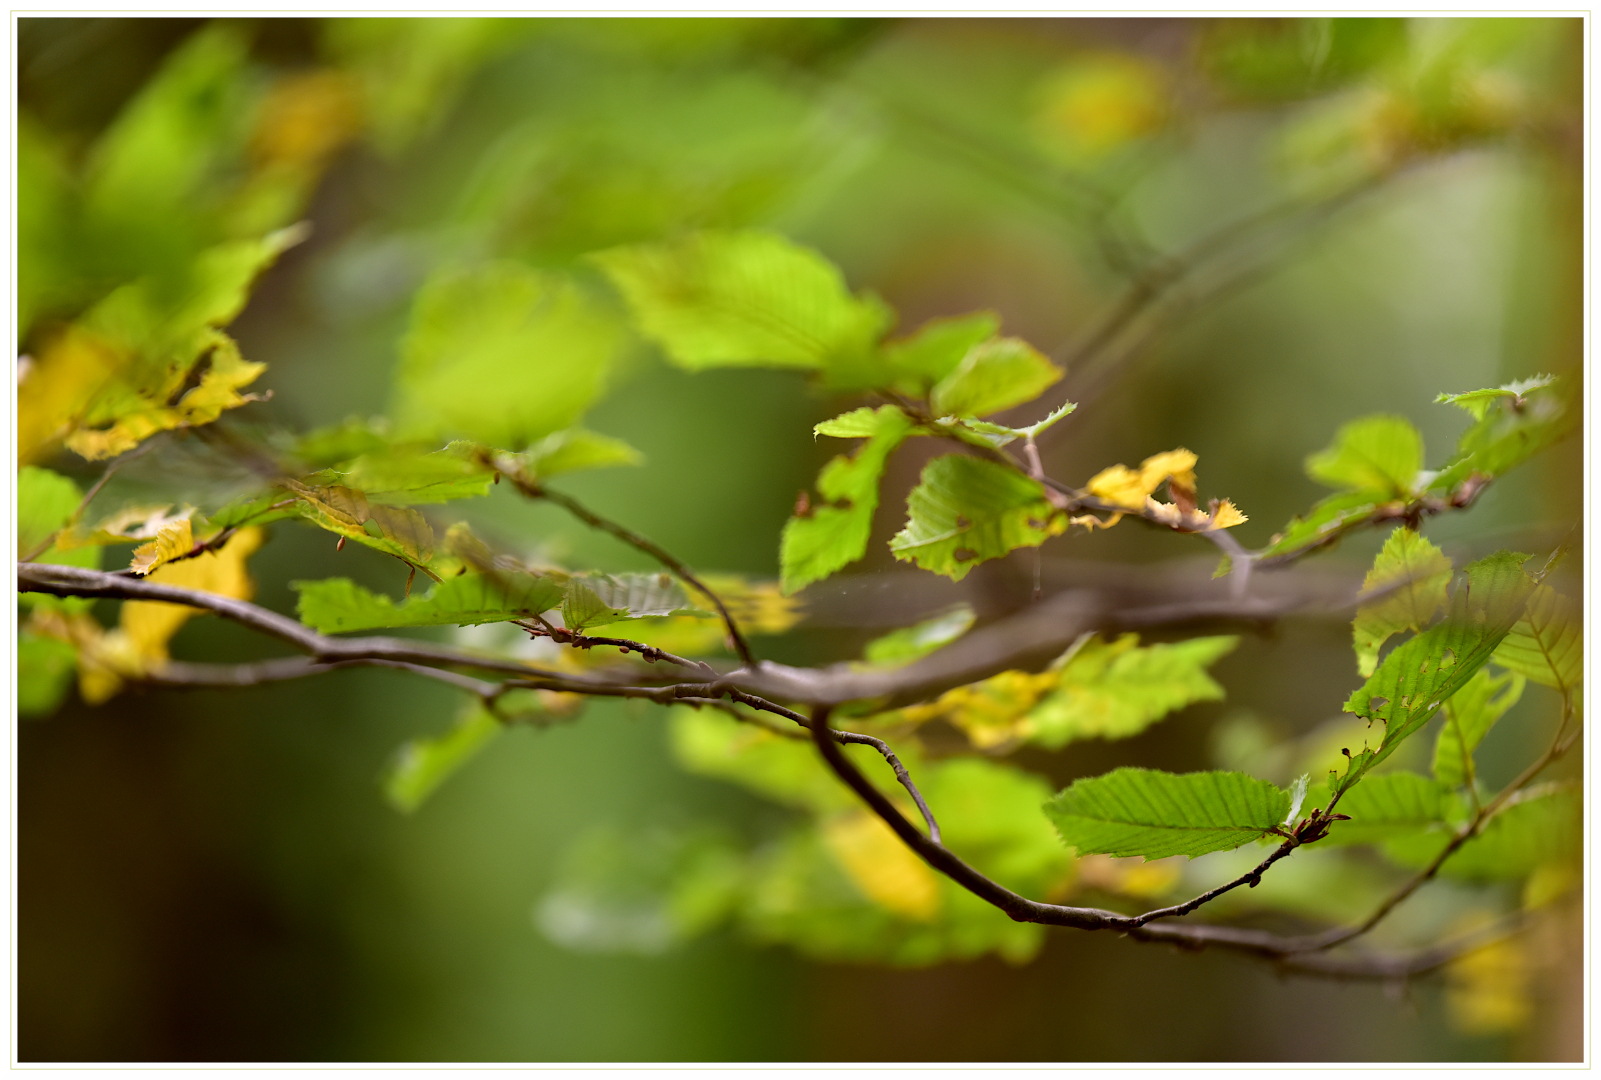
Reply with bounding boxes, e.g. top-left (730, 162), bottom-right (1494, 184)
top-left (293, 573), bottom-right (566, 634)
top-left (336, 443), bottom-right (494, 505)
top-left (1337, 551), bottom-right (1534, 794)
top-left (534, 823), bottom-right (746, 955)
top-left (18, 632), bottom-right (79, 718)
top-left (1492, 583), bottom-right (1581, 693)
top-left (1084, 447), bottom-right (1244, 532)
top-left (781, 405), bottom-right (914, 594)
top-left (1304, 414), bottom-right (1424, 496)
top-left (1032, 53), bottom-right (1169, 159)
top-left (128, 518), bottom-right (195, 575)
top-left (1432, 667), bottom-right (1525, 789)
top-left (577, 572), bottom-right (708, 622)
top-left (506, 428), bottom-right (644, 482)
top-left (18, 466), bottom-right (84, 558)
top-left (1202, 18), bottom-right (1407, 102)
top-left (292, 417), bottom-right (393, 469)
top-left (668, 706), bottom-right (859, 814)
top-left (594, 230), bottom-right (892, 375)
top-left (1324, 770), bottom-right (1452, 846)
top-left (394, 262), bottom-right (623, 450)
top-left (1028, 634), bottom-right (1238, 748)
top-left (322, 18), bottom-right (535, 154)
top-left (823, 809), bottom-right (942, 921)
top-left (1381, 784), bottom-right (1581, 882)
top-left (889, 455), bottom-right (1063, 581)
top-left (928, 338), bottom-right (1062, 419)
top-left (879, 312), bottom-right (998, 393)
top-left (1045, 768), bottom-right (1290, 860)
top-left (1352, 526), bottom-right (1453, 677)
top-left (863, 605), bottom-right (975, 665)
top-left (384, 704), bottom-right (503, 813)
